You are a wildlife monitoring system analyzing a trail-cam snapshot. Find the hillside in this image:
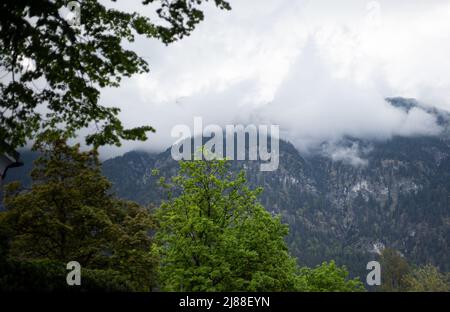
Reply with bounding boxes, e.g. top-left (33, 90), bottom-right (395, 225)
top-left (6, 99), bottom-right (450, 278)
